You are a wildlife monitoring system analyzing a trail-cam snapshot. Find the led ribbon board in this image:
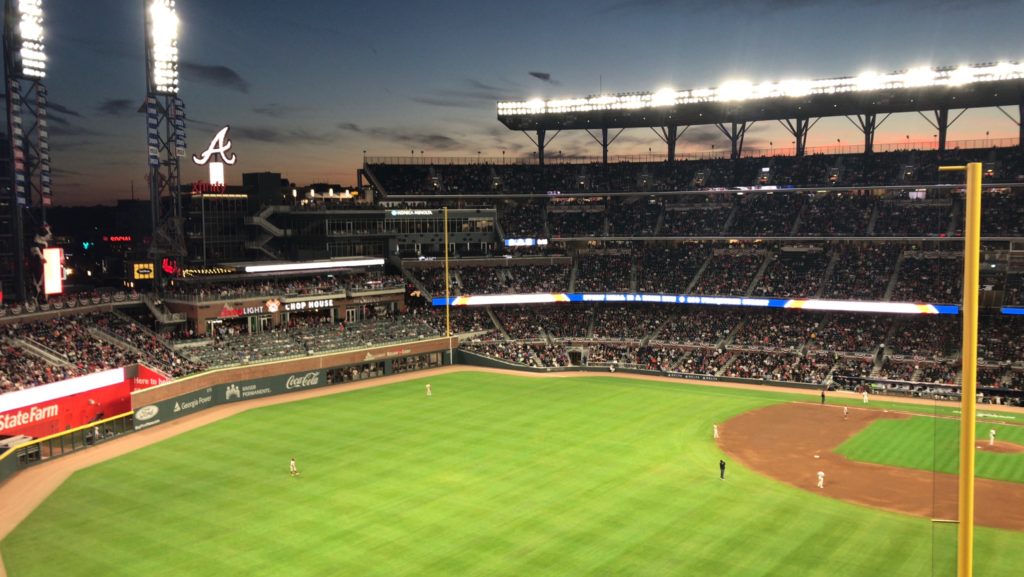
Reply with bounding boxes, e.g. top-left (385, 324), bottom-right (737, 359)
top-left (431, 293), bottom-right (961, 315)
